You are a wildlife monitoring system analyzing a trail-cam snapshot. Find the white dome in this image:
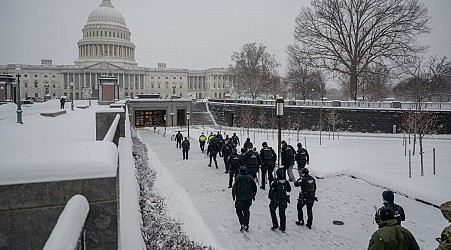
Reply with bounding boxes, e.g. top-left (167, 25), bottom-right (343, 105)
top-left (87, 0), bottom-right (126, 26)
